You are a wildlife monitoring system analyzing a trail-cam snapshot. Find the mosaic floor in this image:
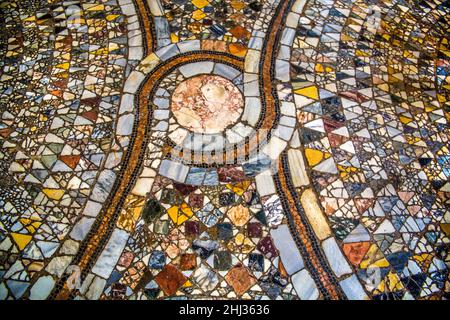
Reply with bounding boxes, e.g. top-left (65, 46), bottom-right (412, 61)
top-left (0, 0), bottom-right (449, 300)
